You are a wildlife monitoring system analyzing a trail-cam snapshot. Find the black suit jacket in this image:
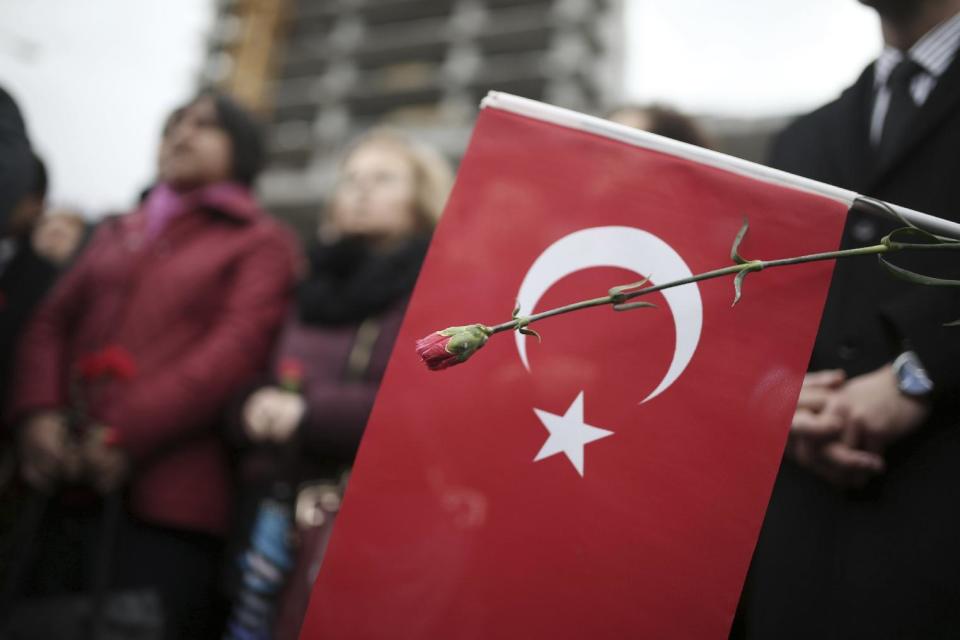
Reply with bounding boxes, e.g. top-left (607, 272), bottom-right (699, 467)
top-left (739, 57), bottom-right (960, 639)
top-left (771, 62), bottom-right (960, 389)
